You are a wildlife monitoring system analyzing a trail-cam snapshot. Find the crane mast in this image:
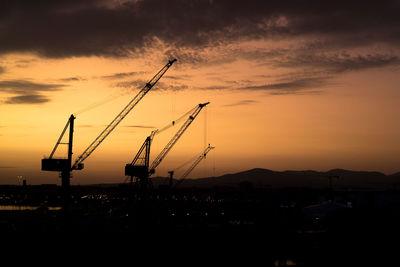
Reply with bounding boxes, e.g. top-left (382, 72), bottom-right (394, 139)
top-left (125, 130), bottom-right (156, 182)
top-left (72, 59), bottom-right (177, 170)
